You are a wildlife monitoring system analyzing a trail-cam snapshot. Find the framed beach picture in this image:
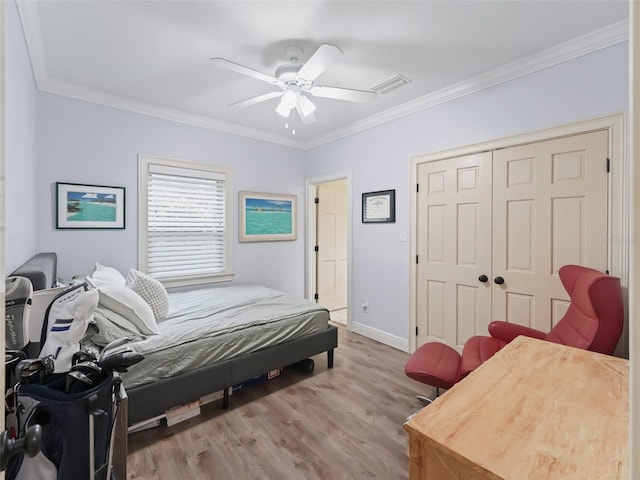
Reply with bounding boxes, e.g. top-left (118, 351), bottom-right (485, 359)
top-left (56, 182), bottom-right (125, 229)
top-left (239, 191), bottom-right (297, 242)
